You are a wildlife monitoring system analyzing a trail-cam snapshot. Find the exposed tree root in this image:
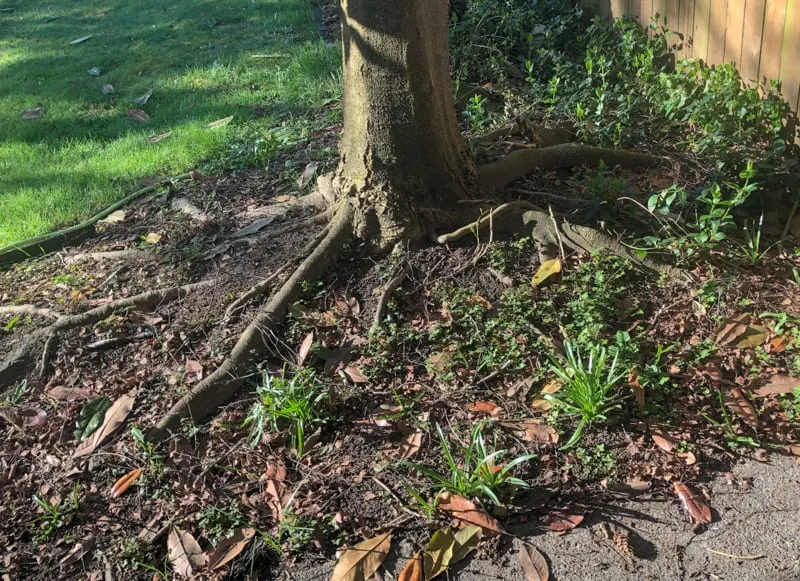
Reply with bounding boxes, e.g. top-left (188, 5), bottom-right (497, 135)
top-left (0, 305), bottom-right (58, 319)
top-left (149, 201), bottom-right (355, 441)
top-left (372, 263), bottom-right (409, 331)
top-left (478, 143), bottom-right (664, 192)
top-left (0, 279), bottom-right (214, 387)
top-left (0, 173), bottom-right (191, 268)
top-left (224, 219), bottom-right (333, 320)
